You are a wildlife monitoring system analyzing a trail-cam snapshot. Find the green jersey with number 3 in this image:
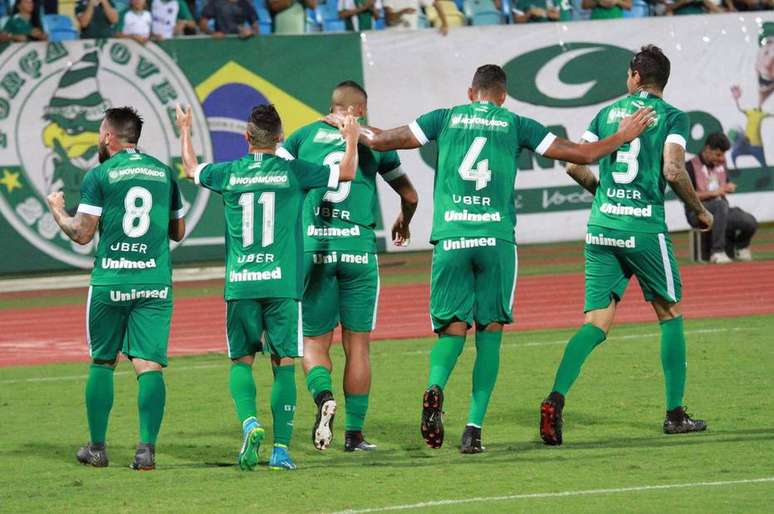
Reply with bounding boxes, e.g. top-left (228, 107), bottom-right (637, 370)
top-left (409, 101), bottom-right (556, 243)
top-left (584, 91), bottom-right (690, 233)
top-left (77, 149), bottom-right (185, 286)
top-left (196, 153), bottom-right (338, 300)
top-left (281, 120), bottom-right (404, 252)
